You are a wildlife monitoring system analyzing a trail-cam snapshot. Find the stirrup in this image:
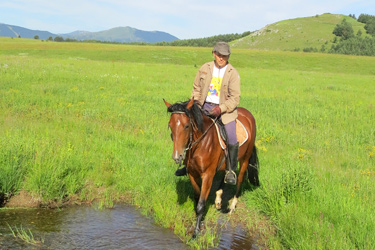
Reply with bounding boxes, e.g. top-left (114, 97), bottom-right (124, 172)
top-left (224, 170), bottom-right (237, 185)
